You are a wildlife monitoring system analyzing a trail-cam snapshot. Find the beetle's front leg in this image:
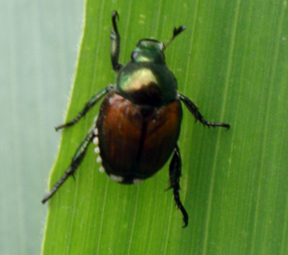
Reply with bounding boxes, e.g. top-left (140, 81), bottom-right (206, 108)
top-left (169, 145), bottom-right (188, 228)
top-left (178, 93), bottom-right (230, 129)
top-left (42, 128), bottom-right (95, 204)
top-left (55, 87), bottom-right (111, 131)
top-left (110, 11), bottom-right (122, 72)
